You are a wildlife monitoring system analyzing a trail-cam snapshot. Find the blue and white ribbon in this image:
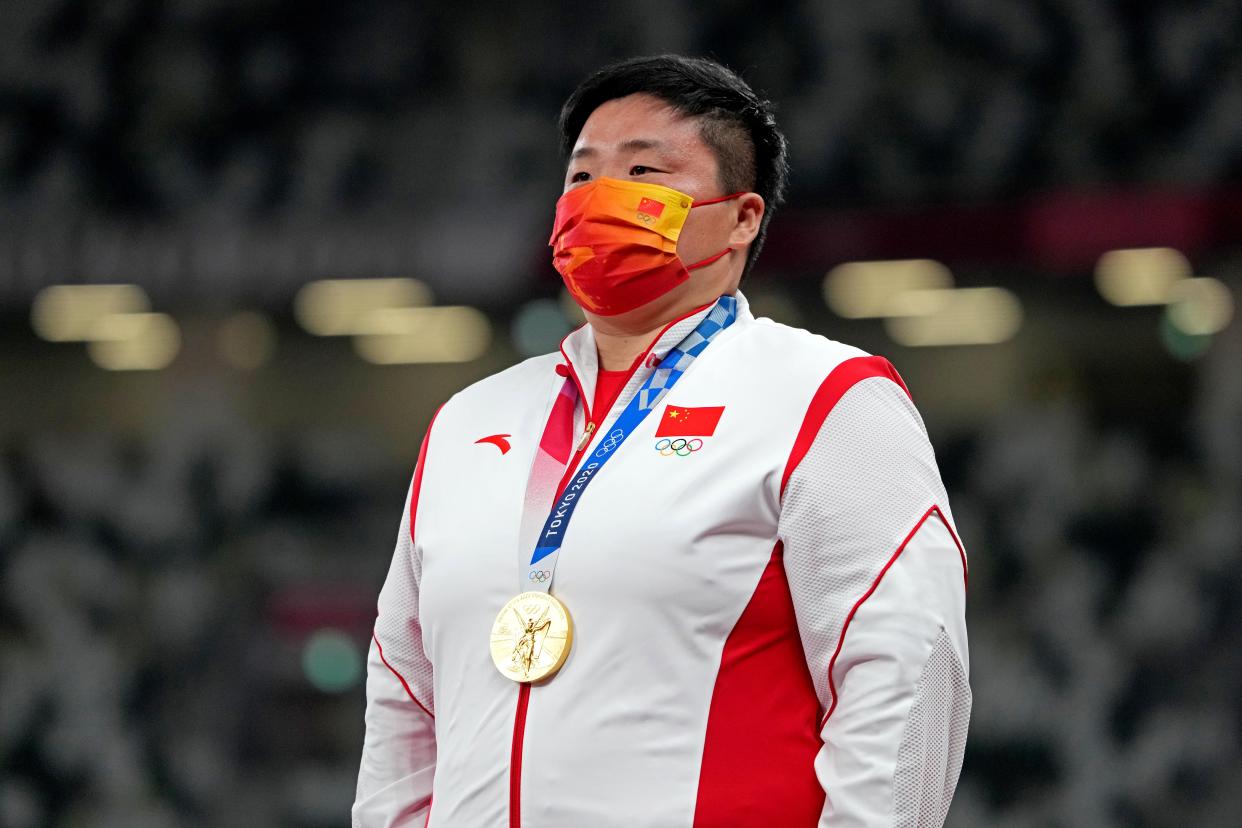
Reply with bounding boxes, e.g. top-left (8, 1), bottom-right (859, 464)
top-left (524, 295), bottom-right (738, 591)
